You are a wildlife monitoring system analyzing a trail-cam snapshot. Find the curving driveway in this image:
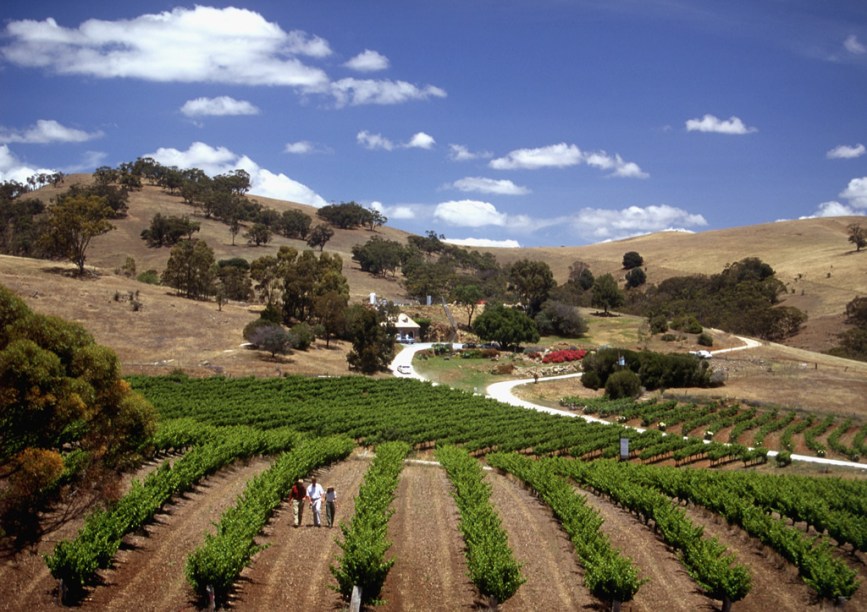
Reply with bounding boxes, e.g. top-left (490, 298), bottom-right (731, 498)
top-left (390, 338), bottom-right (867, 471)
